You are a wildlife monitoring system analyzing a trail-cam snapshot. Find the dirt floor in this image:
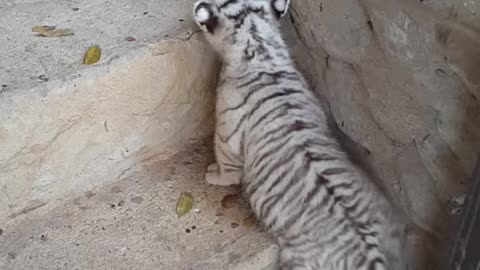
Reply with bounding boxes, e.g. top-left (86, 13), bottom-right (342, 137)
top-left (0, 139), bottom-right (275, 270)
